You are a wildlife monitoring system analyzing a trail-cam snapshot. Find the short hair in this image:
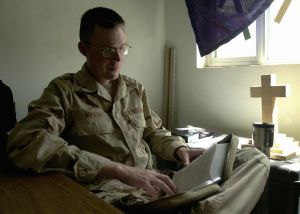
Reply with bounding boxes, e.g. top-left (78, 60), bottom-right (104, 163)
top-left (79, 7), bottom-right (125, 43)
